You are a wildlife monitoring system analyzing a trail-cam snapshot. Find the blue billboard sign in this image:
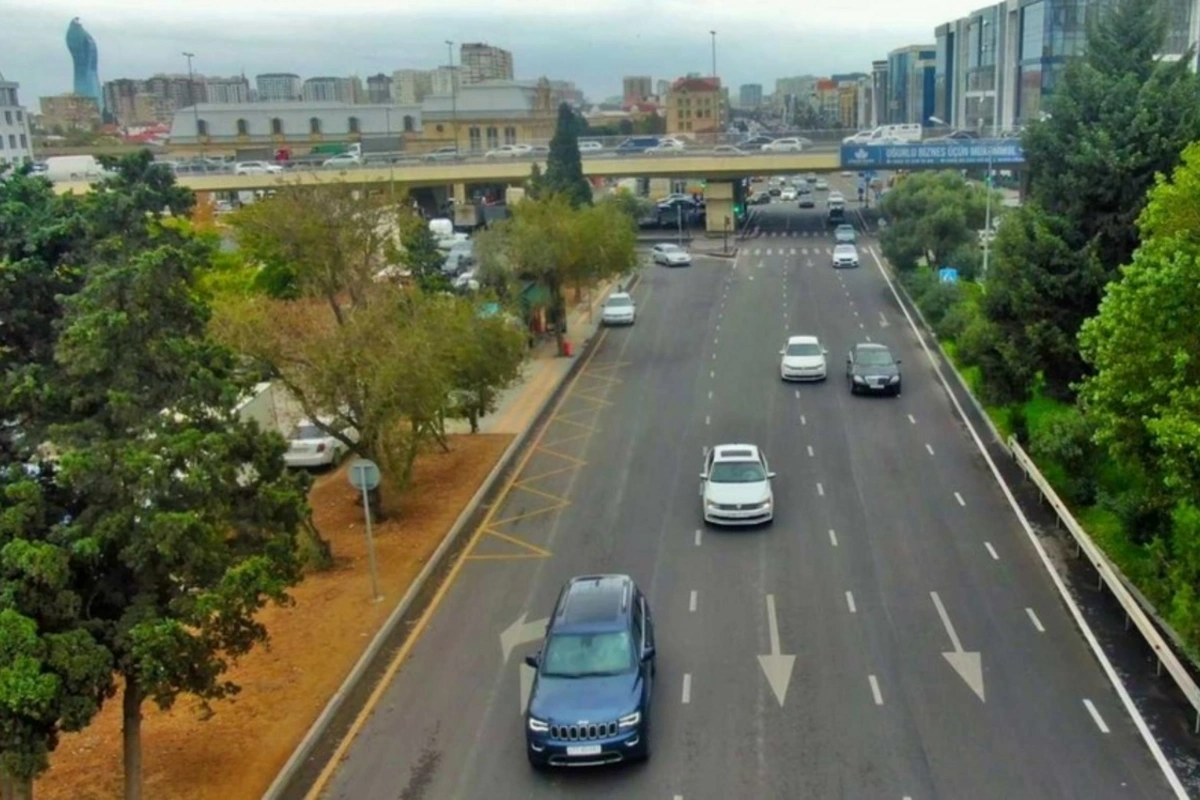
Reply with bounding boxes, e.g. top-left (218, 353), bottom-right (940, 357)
top-left (840, 139), bottom-right (1025, 170)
